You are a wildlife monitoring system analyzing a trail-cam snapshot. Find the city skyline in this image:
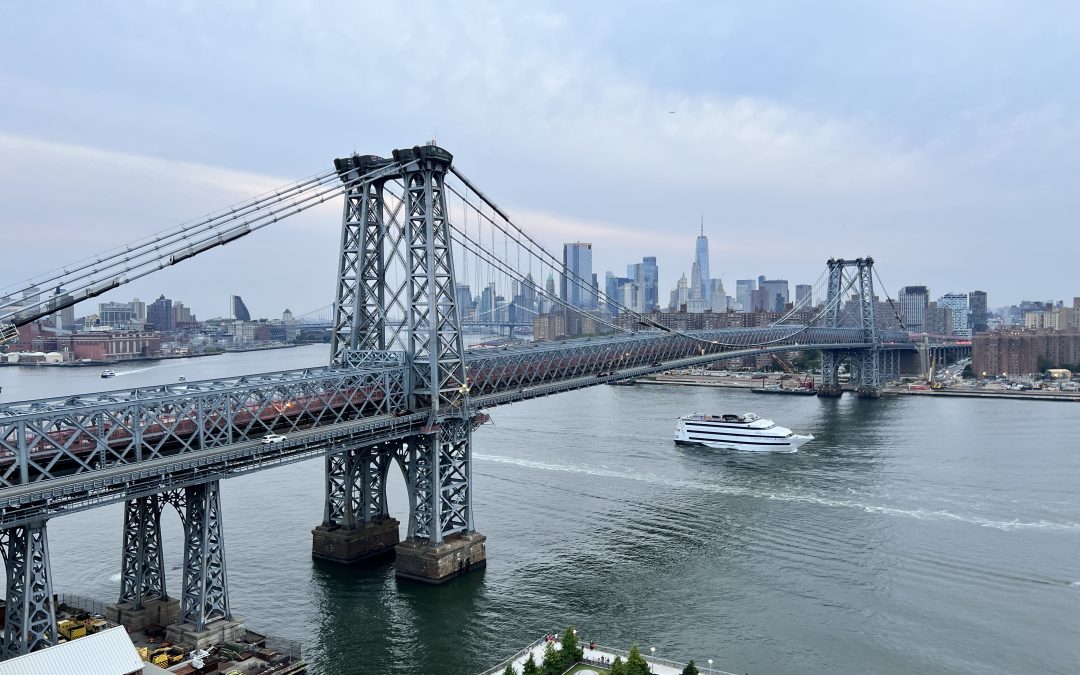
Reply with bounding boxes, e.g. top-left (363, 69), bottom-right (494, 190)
top-left (3, 4), bottom-right (1080, 313)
